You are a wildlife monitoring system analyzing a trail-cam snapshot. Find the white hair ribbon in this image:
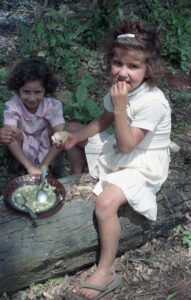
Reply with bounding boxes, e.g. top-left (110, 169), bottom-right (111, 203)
top-left (117, 33), bottom-right (135, 39)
